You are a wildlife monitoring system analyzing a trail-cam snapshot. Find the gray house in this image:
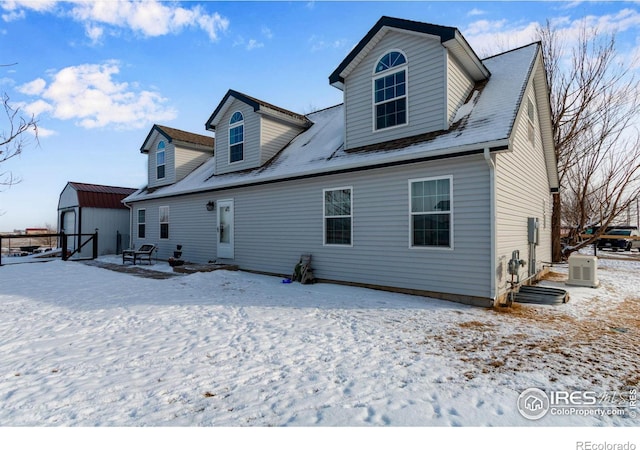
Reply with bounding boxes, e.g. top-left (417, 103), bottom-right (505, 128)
top-left (58, 182), bottom-right (137, 257)
top-left (124, 16), bottom-right (559, 306)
